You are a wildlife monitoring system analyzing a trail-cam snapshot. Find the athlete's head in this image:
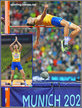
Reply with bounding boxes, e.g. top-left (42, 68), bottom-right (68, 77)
top-left (27, 17), bottom-right (35, 26)
top-left (14, 44), bottom-right (18, 50)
